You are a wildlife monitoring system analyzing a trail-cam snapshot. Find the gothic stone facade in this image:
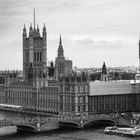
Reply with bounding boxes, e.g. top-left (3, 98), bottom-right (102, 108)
top-left (23, 24), bottom-right (47, 81)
